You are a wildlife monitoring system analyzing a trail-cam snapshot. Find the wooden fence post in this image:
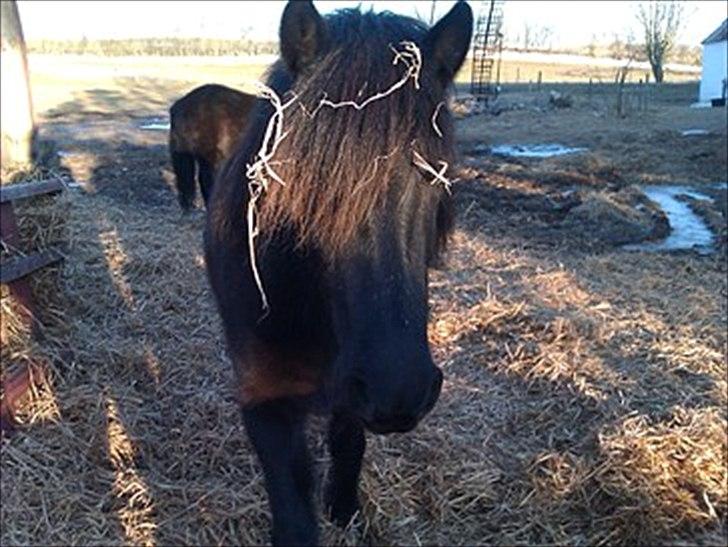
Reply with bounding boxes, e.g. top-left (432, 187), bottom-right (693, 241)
top-left (0, 178), bottom-right (66, 437)
top-left (0, 1), bottom-right (35, 169)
